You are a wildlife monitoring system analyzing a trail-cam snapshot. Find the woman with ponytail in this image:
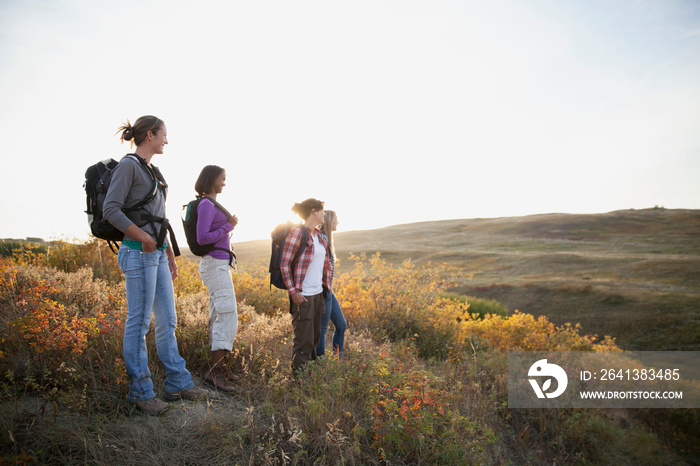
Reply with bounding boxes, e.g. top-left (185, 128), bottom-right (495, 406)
top-left (279, 198), bottom-right (332, 375)
top-left (104, 115), bottom-right (207, 414)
